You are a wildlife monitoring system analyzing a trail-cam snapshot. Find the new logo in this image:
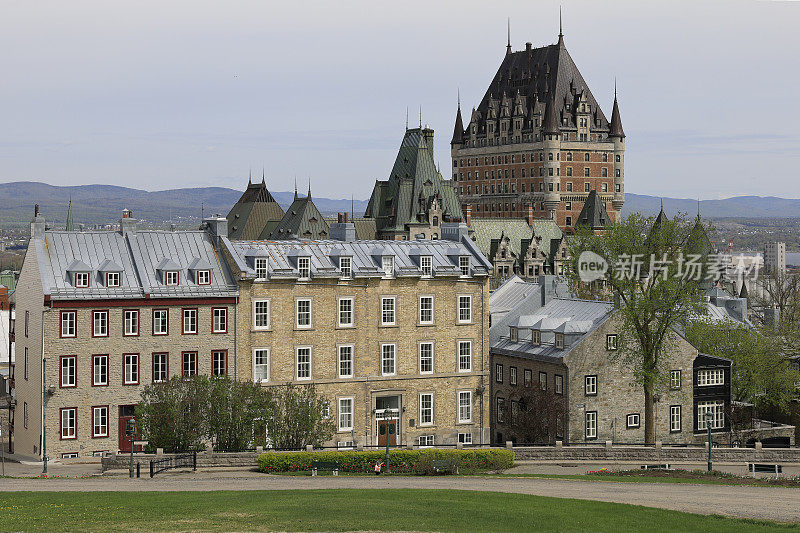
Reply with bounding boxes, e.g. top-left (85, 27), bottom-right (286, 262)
top-left (578, 251), bottom-right (608, 282)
